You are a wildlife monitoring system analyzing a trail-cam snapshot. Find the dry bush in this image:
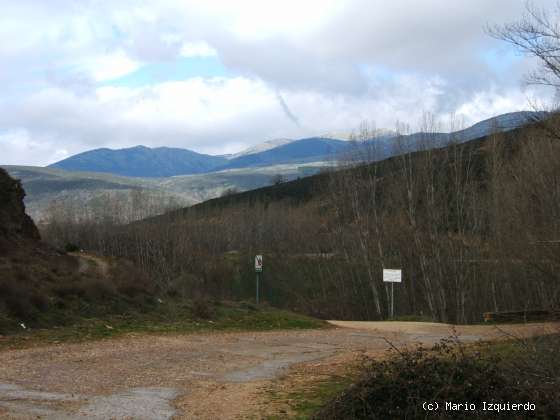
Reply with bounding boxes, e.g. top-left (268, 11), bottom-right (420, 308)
top-left (0, 277), bottom-right (37, 320)
top-left (53, 276), bottom-right (87, 299)
top-left (316, 336), bottom-right (560, 419)
top-left (82, 278), bottom-right (117, 301)
top-left (192, 299), bottom-right (215, 319)
top-left (29, 293), bottom-right (49, 311)
top-left (110, 262), bottom-right (154, 298)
